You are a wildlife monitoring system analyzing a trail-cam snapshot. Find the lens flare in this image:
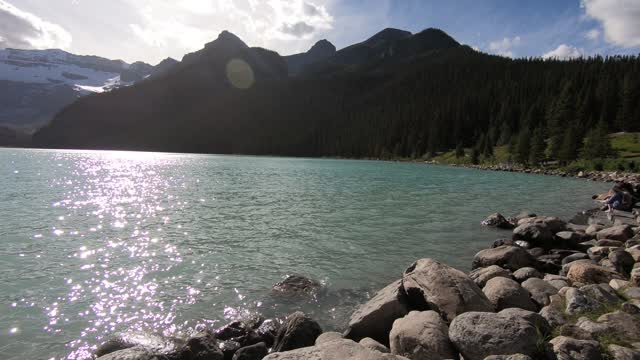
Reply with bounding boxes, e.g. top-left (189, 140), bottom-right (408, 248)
top-left (225, 59), bottom-right (254, 89)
